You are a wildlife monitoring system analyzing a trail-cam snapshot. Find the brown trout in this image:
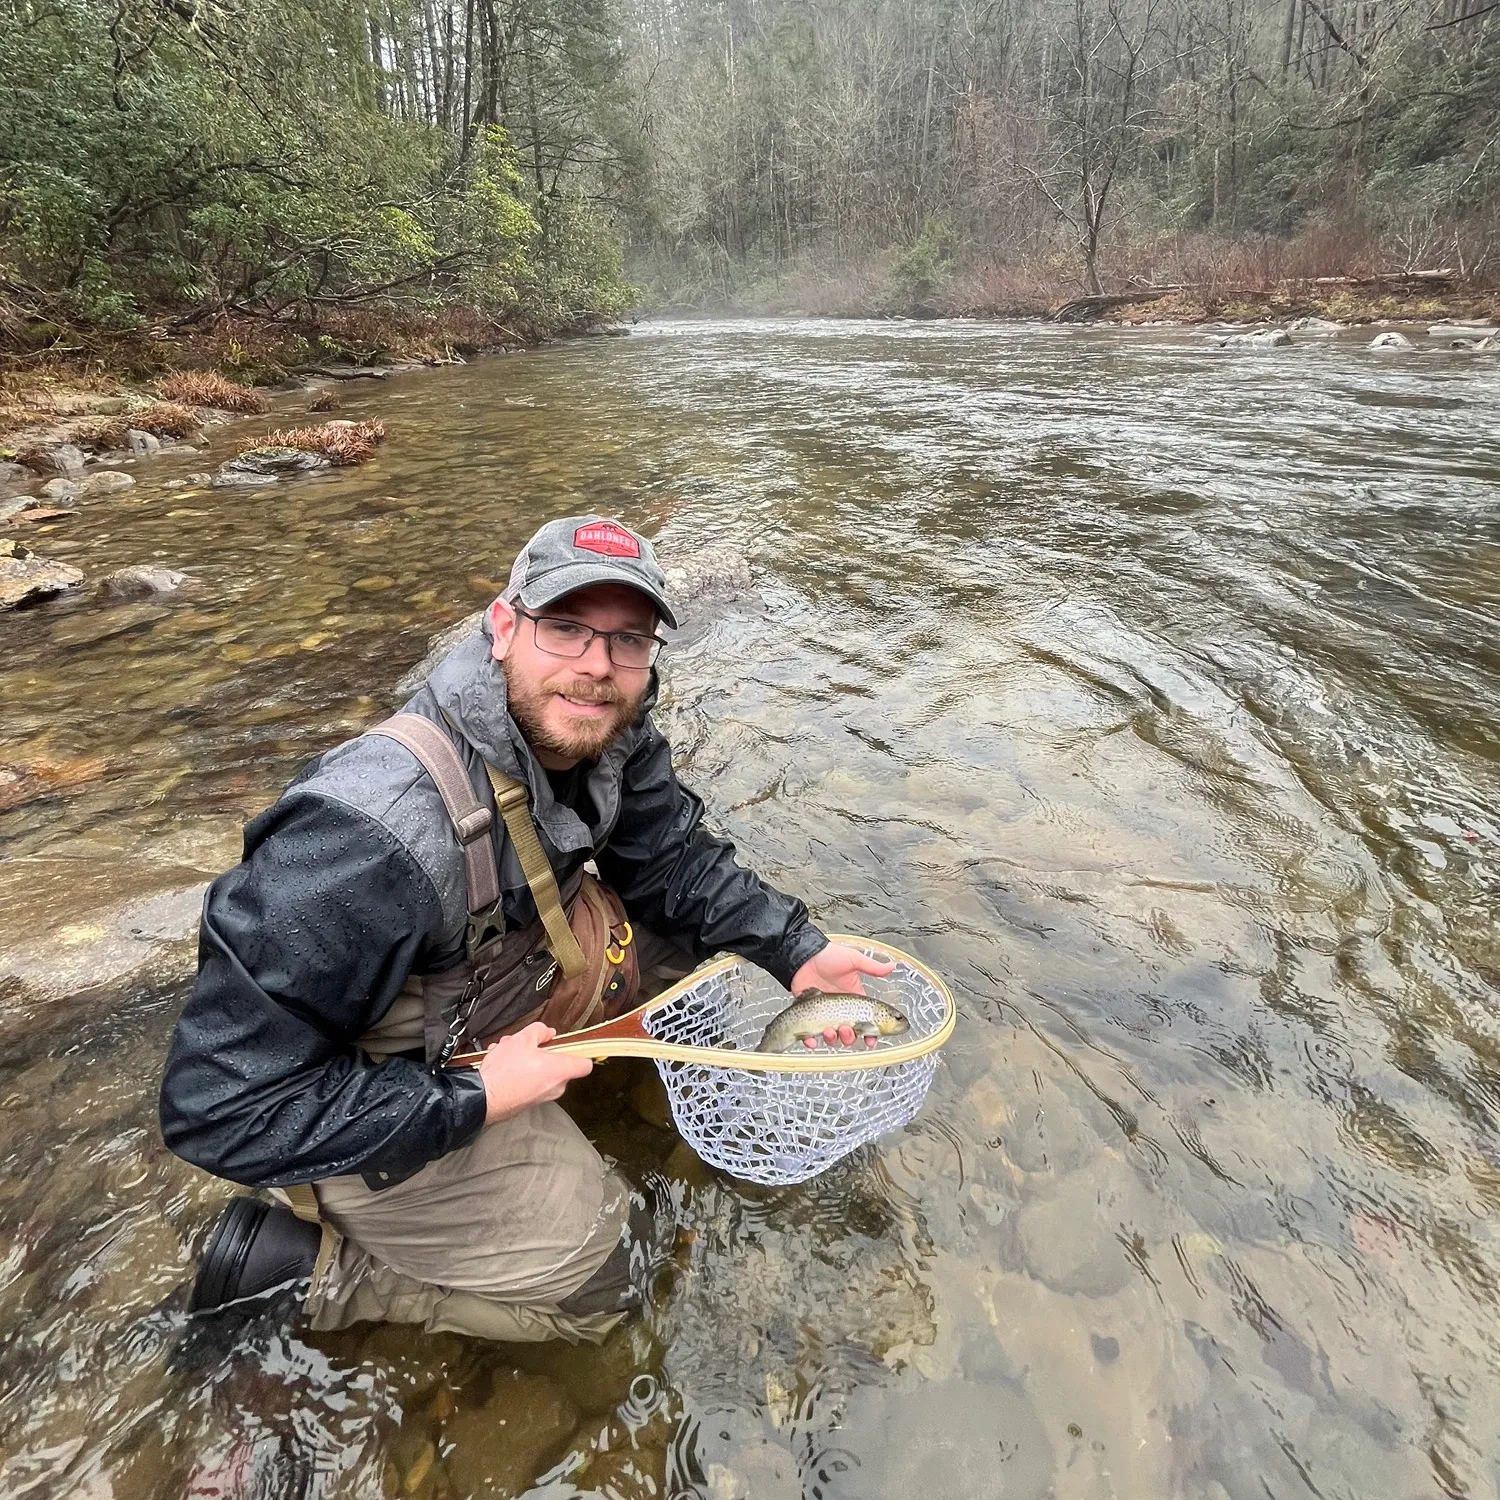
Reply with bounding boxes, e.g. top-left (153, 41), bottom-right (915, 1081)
top-left (755, 991), bottom-right (910, 1053)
